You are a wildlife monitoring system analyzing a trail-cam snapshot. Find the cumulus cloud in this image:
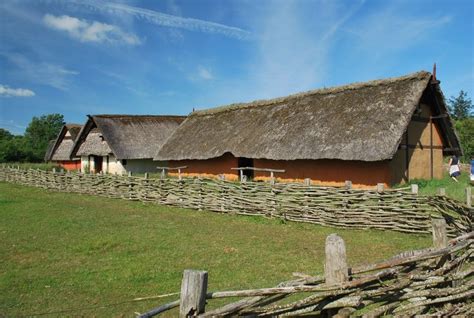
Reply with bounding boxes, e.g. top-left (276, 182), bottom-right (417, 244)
top-left (0, 84), bottom-right (35, 97)
top-left (43, 14), bottom-right (142, 45)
